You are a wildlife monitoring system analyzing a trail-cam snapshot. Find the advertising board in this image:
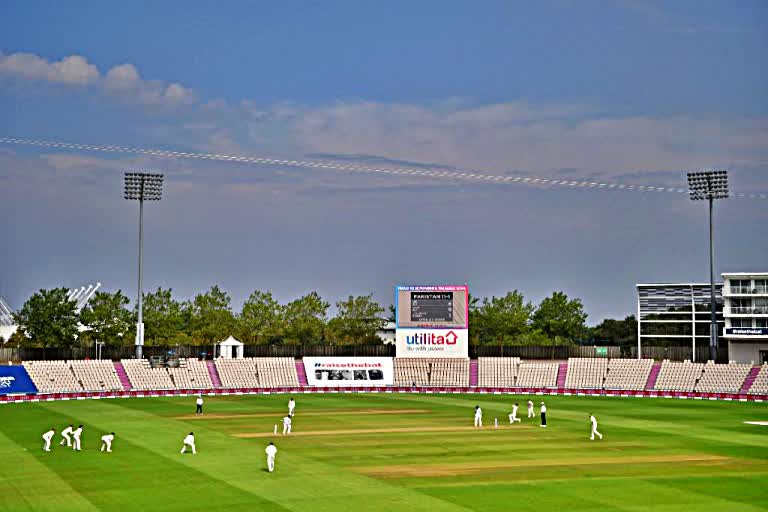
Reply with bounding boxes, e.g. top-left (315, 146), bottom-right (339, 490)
top-left (0, 366), bottom-right (38, 395)
top-left (395, 328), bottom-right (469, 358)
top-left (303, 357), bottom-right (394, 386)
